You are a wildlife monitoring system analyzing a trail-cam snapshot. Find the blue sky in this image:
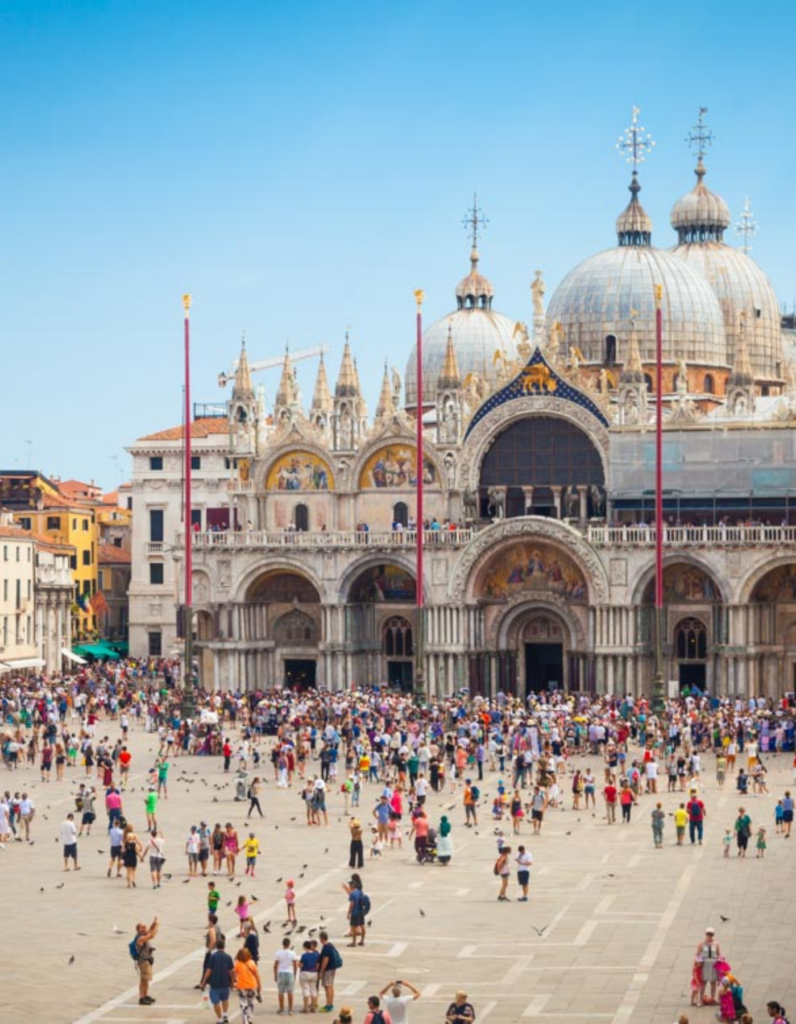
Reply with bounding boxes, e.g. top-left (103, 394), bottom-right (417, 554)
top-left (2, 0), bottom-right (794, 488)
